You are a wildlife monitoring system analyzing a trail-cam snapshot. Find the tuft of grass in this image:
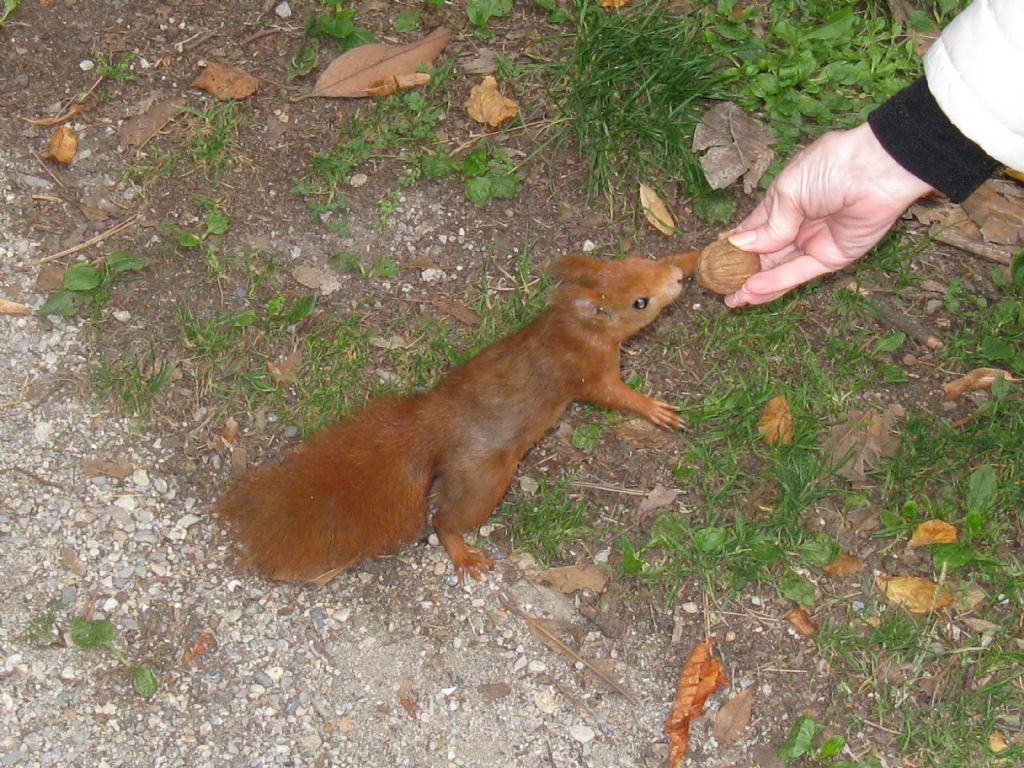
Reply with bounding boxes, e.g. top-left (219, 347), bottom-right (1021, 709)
top-left (545, 0), bottom-right (724, 206)
top-left (92, 349), bottom-right (173, 419)
top-left (502, 477), bottom-right (591, 565)
top-left (185, 101), bottom-right (246, 179)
